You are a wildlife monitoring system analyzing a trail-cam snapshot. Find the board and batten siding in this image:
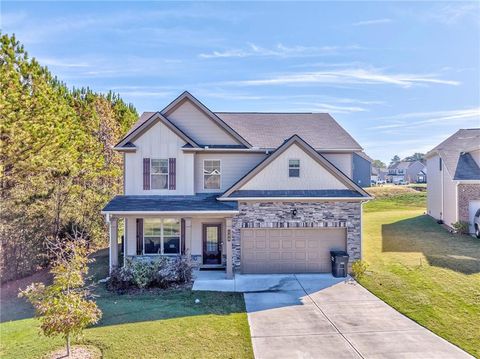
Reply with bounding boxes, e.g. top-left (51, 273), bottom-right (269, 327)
top-left (166, 100), bottom-right (240, 146)
top-left (241, 144), bottom-right (348, 191)
top-left (194, 152), bottom-right (267, 193)
top-left (124, 121), bottom-right (195, 195)
top-left (323, 153), bottom-right (352, 177)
